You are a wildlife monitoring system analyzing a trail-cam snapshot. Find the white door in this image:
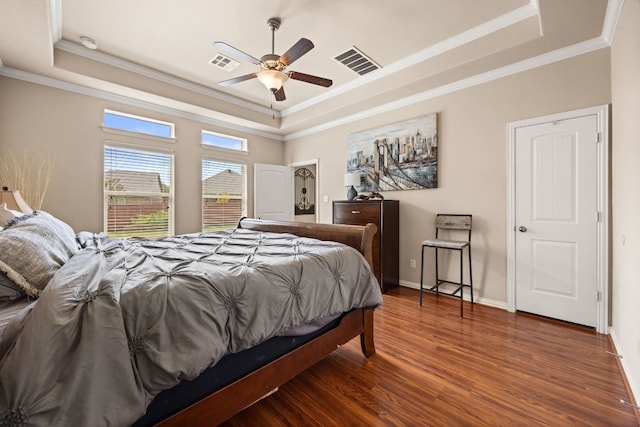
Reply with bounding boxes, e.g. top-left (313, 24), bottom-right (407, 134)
top-left (254, 163), bottom-right (293, 221)
top-left (514, 115), bottom-right (598, 327)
